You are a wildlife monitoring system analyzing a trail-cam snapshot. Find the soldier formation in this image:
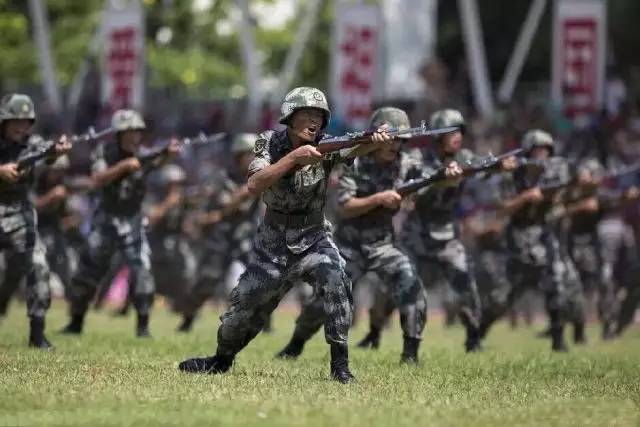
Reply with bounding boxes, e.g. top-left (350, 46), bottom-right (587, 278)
top-left (1, 87), bottom-right (639, 383)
